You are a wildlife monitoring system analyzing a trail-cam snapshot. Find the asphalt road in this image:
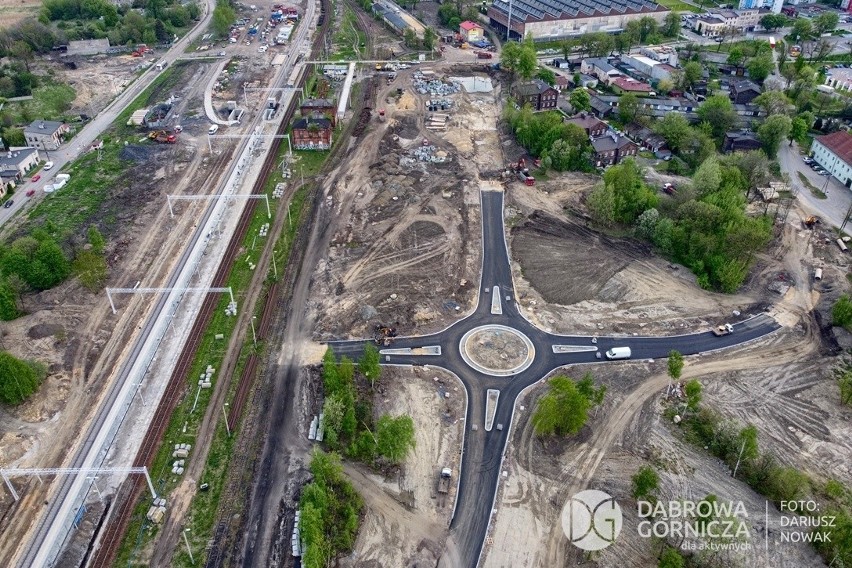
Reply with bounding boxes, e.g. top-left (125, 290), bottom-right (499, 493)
top-left (0, 0), bottom-right (217, 229)
top-left (331, 189), bottom-right (780, 568)
top-left (779, 140), bottom-right (852, 230)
